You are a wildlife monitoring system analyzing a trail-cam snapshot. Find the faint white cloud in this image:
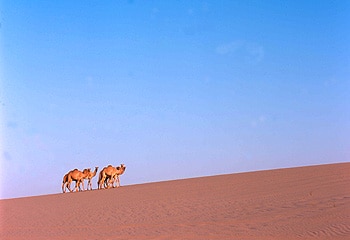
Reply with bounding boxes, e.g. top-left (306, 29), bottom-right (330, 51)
top-left (216, 40), bottom-right (244, 55)
top-left (7, 121), bottom-right (18, 129)
top-left (324, 78), bottom-right (338, 87)
top-left (151, 7), bottom-right (159, 19)
top-left (251, 115), bottom-right (267, 128)
top-left (27, 134), bottom-right (49, 150)
top-left (245, 43), bottom-right (264, 64)
top-left (259, 115), bottom-right (267, 122)
top-left (152, 7), bottom-right (159, 14)
top-left (216, 40), bottom-right (265, 64)
top-left (202, 2), bottom-right (210, 12)
top-left (86, 76), bottom-right (94, 89)
top-left (300, 87), bottom-right (309, 96)
top-left (3, 151), bottom-right (12, 161)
